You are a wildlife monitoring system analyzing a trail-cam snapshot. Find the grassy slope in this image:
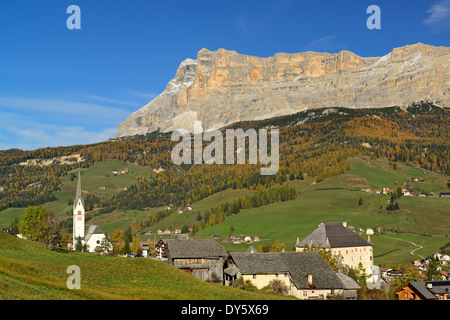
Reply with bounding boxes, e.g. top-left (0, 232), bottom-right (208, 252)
top-left (0, 231), bottom-right (287, 300)
top-left (194, 157), bottom-right (449, 264)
